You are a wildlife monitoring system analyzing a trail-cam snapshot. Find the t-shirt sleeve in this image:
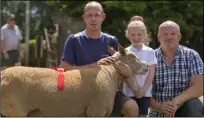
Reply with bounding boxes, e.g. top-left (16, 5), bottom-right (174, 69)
top-left (109, 36), bottom-right (119, 51)
top-left (61, 34), bottom-right (76, 65)
top-left (189, 50), bottom-right (204, 78)
top-left (147, 49), bottom-right (157, 65)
